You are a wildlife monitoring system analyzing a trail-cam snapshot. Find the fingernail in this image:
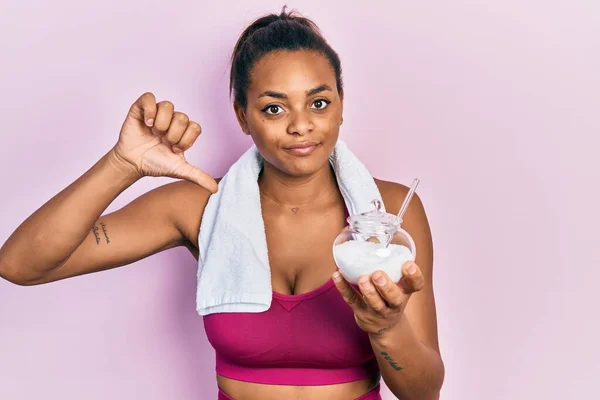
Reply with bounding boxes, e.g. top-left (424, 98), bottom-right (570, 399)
top-left (146, 118), bottom-right (154, 127)
top-left (373, 273), bottom-right (386, 286)
top-left (332, 272), bottom-right (342, 282)
top-left (407, 263), bottom-right (417, 275)
top-left (172, 146), bottom-right (182, 153)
